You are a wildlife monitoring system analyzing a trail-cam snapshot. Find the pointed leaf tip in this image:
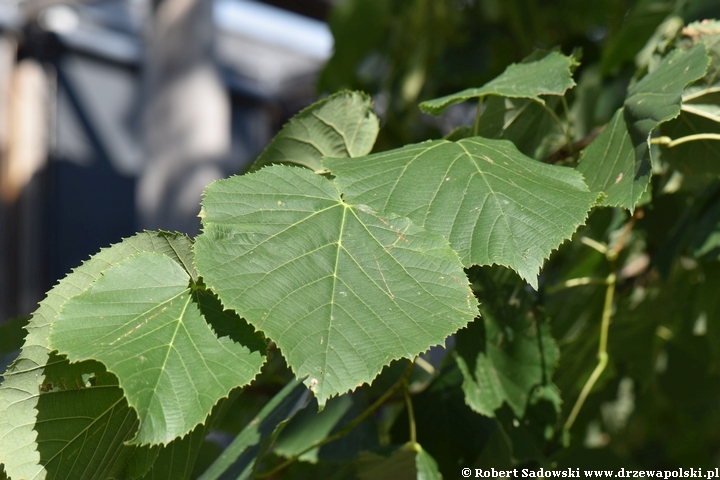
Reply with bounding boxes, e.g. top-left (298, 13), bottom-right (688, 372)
top-left (420, 51), bottom-right (578, 115)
